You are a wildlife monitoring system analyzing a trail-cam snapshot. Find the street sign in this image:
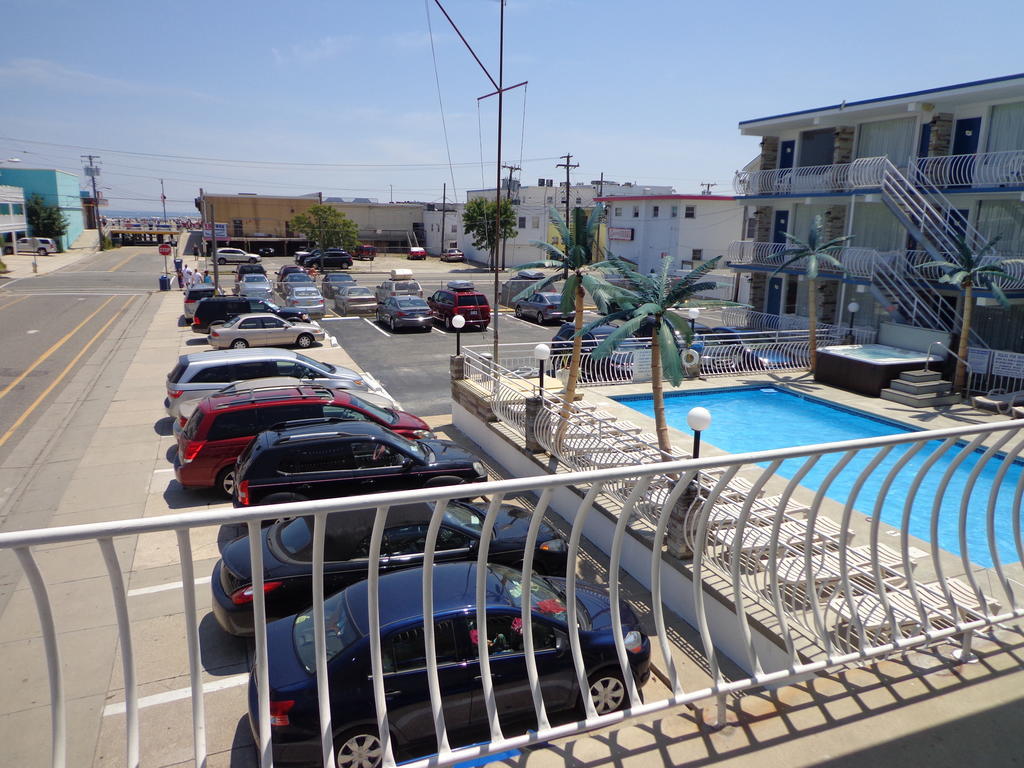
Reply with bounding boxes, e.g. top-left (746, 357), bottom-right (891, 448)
top-left (158, 243), bottom-right (173, 256)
